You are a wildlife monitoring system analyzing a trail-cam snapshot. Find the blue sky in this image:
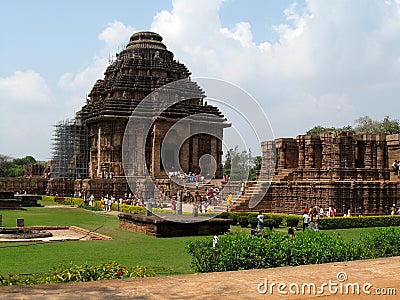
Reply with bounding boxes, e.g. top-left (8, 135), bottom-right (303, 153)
top-left (0, 0), bottom-right (399, 160)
